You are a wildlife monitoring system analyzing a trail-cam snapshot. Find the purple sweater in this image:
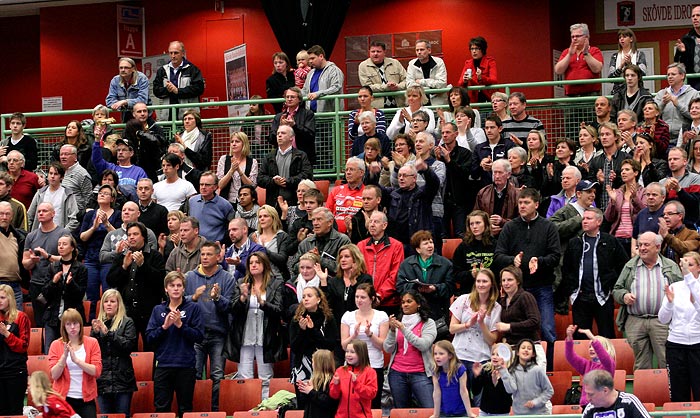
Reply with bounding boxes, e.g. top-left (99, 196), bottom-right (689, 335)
top-left (565, 338), bottom-right (616, 405)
